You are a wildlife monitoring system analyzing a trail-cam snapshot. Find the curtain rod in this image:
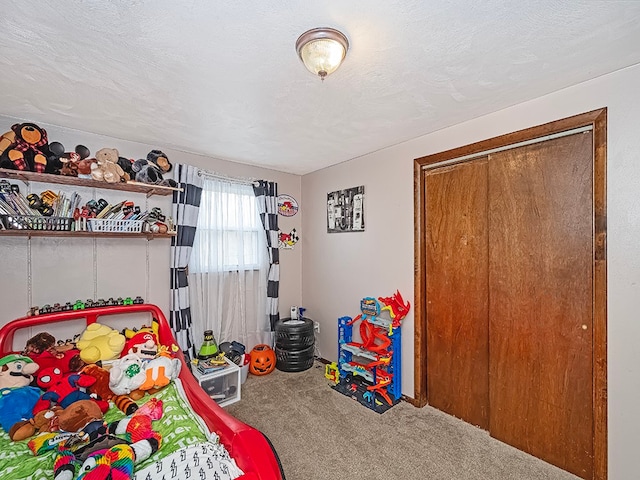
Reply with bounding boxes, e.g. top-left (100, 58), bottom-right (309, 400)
top-left (197, 169), bottom-right (257, 186)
